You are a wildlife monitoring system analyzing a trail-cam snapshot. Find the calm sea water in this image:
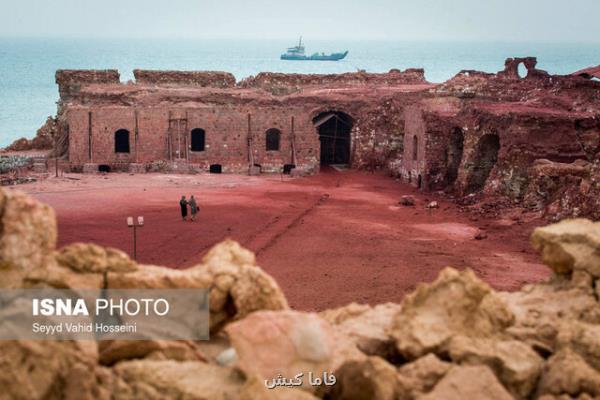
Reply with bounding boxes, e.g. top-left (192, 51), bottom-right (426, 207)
top-left (0, 38), bottom-right (599, 147)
